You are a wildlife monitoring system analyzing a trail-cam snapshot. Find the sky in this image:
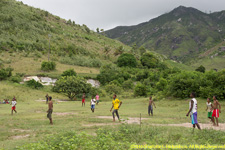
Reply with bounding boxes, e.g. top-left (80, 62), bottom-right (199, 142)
top-left (17, 0), bottom-right (225, 30)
